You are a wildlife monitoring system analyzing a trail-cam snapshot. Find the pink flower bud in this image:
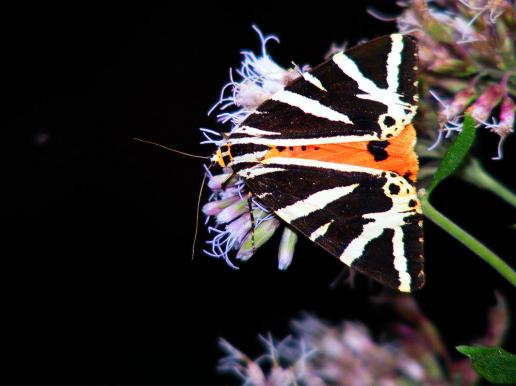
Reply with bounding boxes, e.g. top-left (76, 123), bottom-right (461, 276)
top-left (226, 213), bottom-right (252, 245)
top-left (490, 94), bottom-right (515, 160)
top-left (216, 199), bottom-right (247, 224)
top-left (498, 94), bottom-right (515, 131)
top-left (466, 84), bottom-right (504, 123)
top-left (202, 196), bottom-right (239, 216)
top-left (207, 173), bottom-right (233, 191)
top-left (435, 86), bottom-right (477, 128)
top-left (449, 87), bottom-right (477, 118)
